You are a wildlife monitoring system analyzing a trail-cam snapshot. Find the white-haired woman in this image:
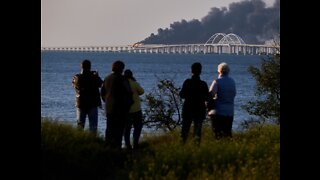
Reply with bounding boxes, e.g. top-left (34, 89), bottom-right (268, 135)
top-left (209, 62), bottom-right (236, 139)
